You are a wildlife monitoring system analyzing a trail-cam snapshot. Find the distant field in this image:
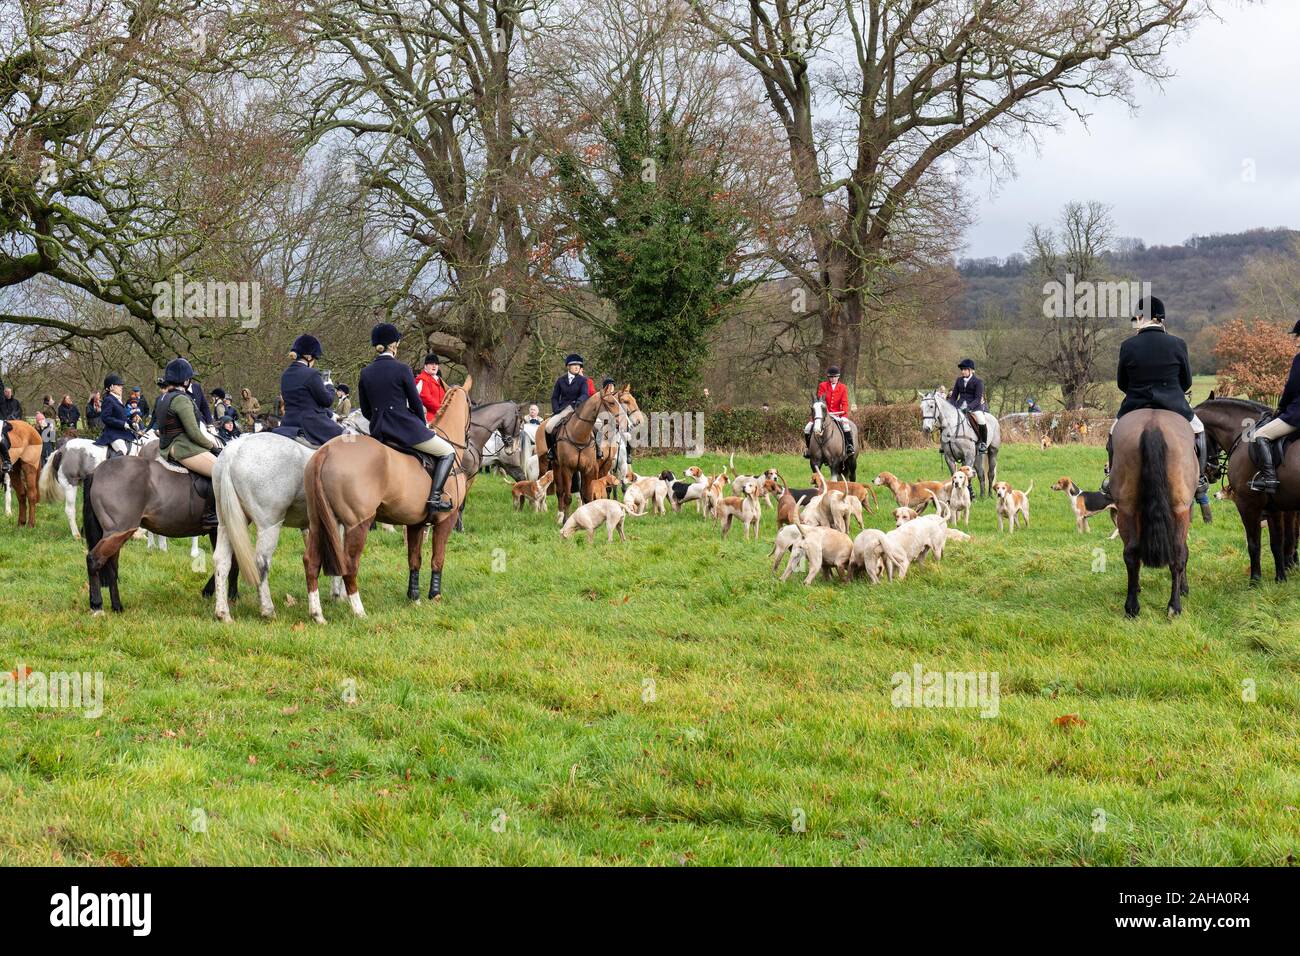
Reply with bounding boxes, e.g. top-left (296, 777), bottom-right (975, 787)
top-left (2, 444), bottom-right (1297, 865)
